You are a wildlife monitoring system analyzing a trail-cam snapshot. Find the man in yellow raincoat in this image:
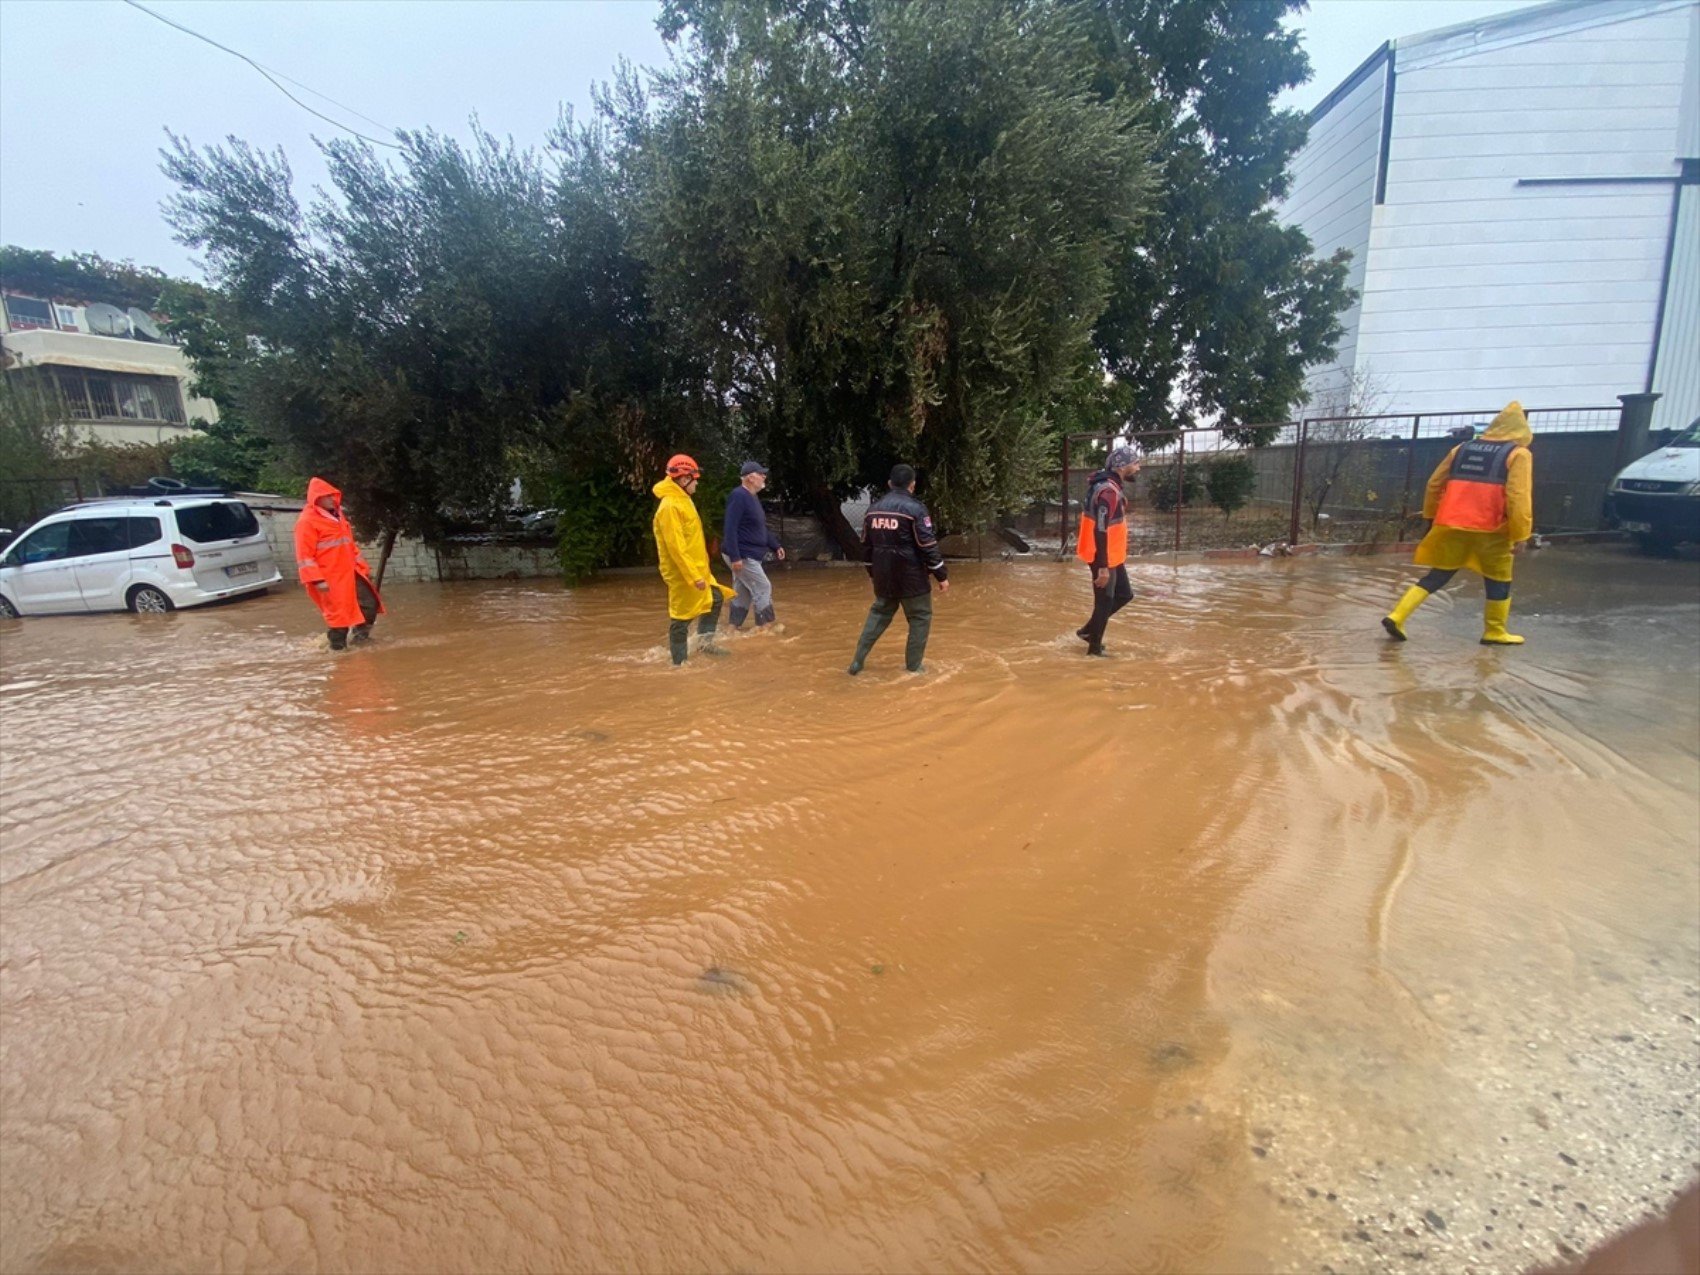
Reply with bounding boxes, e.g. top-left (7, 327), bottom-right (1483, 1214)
top-left (1383, 401), bottom-right (1534, 646)
top-left (652, 454), bottom-right (734, 665)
